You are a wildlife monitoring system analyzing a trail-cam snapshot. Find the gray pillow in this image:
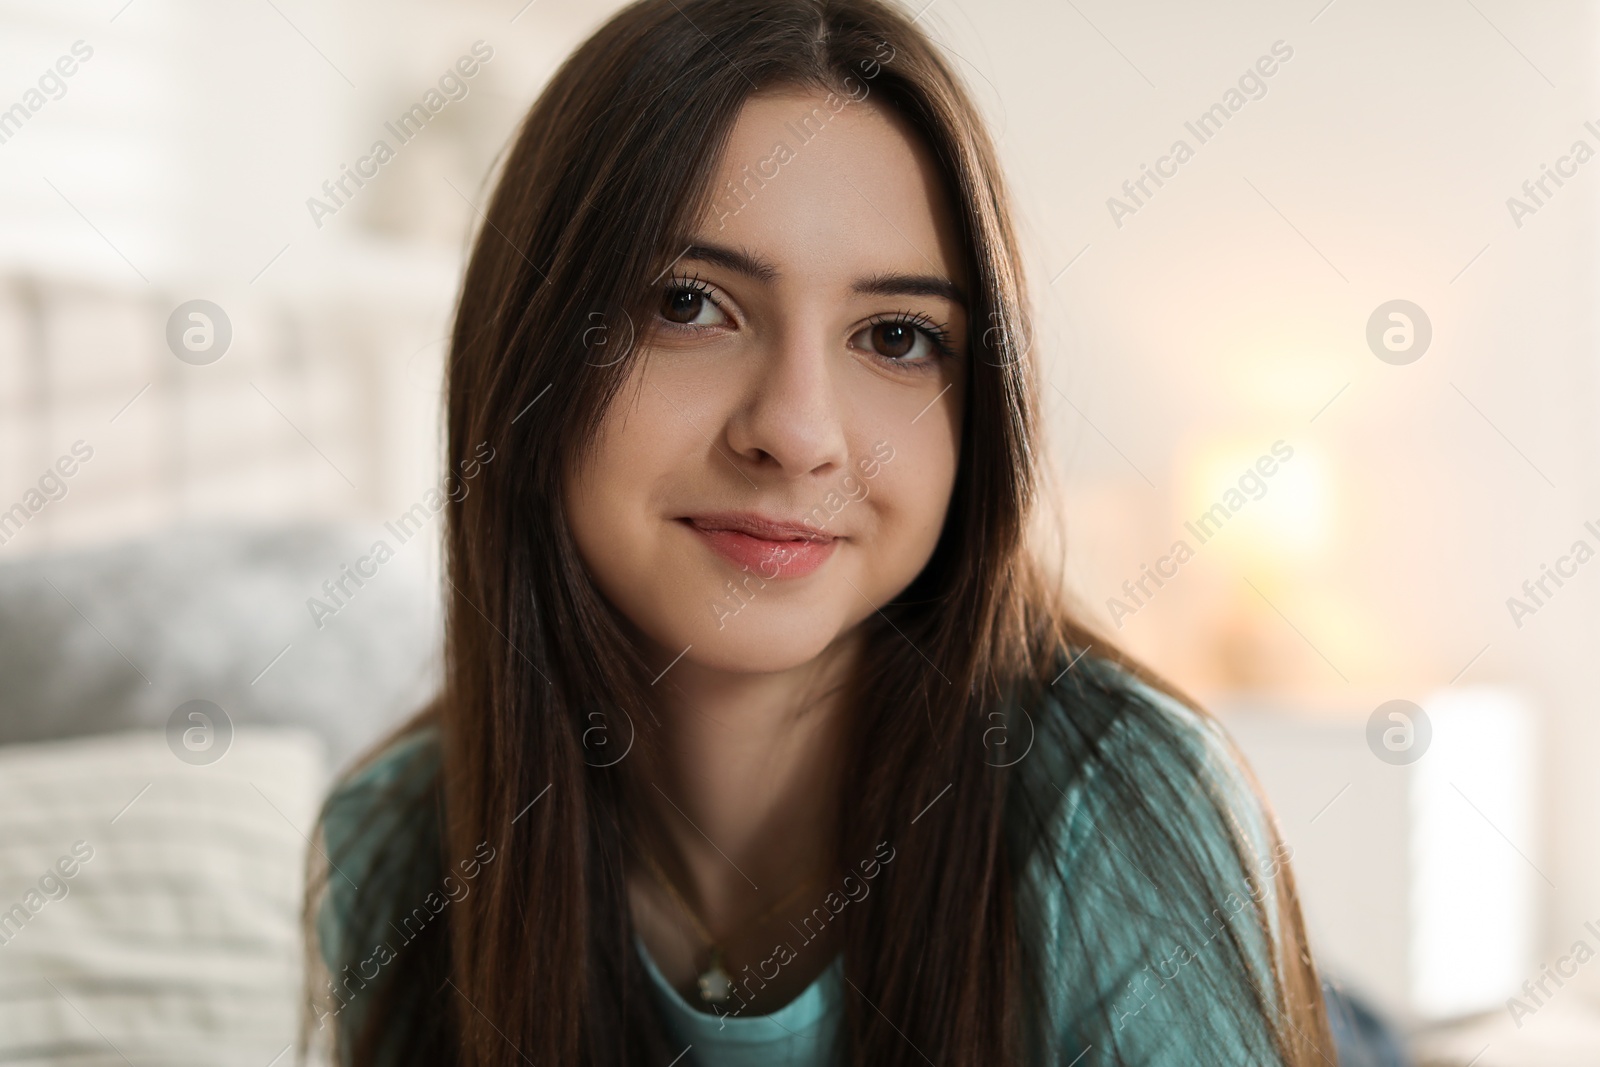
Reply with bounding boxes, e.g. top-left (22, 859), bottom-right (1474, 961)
top-left (0, 523), bottom-right (442, 775)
